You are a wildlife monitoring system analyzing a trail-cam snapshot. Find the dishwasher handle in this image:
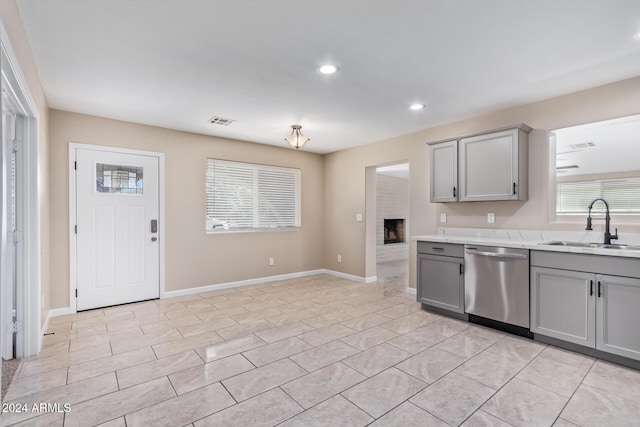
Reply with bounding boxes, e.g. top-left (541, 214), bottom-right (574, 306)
top-left (465, 248), bottom-right (528, 259)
